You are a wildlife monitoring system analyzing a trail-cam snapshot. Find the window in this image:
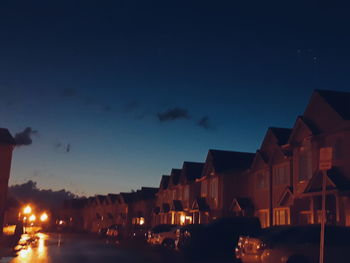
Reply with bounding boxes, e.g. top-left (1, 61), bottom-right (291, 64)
top-left (298, 140), bottom-right (312, 181)
top-left (183, 186), bottom-right (189, 201)
top-left (201, 180), bottom-right (208, 197)
top-left (273, 164), bottom-right (290, 185)
top-left (273, 208), bottom-right (290, 225)
top-left (258, 209), bottom-right (269, 228)
top-left (257, 171), bottom-right (268, 189)
top-left (210, 177), bottom-right (219, 207)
